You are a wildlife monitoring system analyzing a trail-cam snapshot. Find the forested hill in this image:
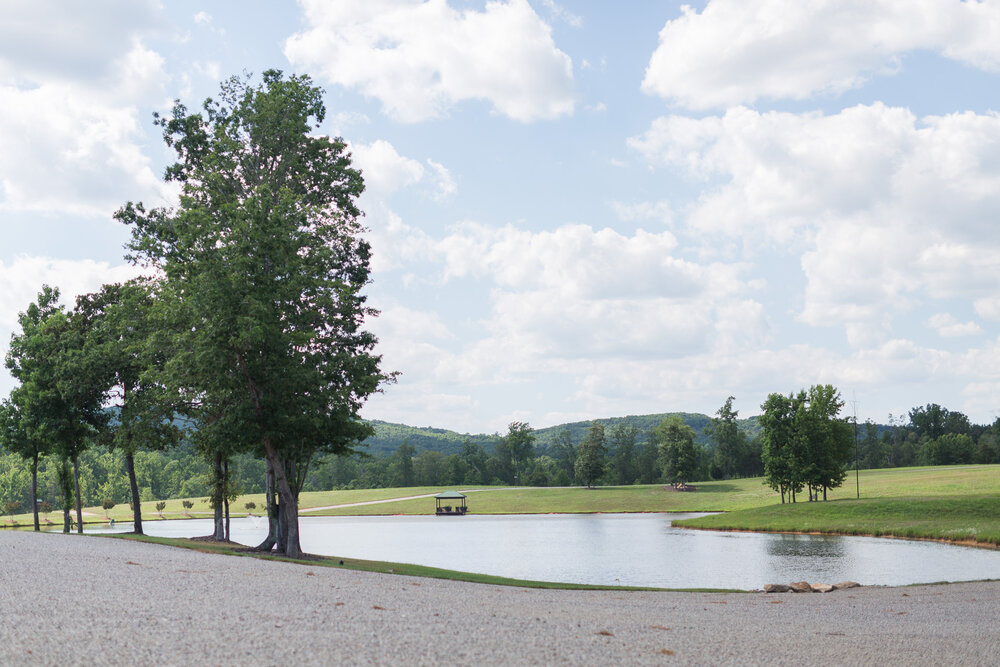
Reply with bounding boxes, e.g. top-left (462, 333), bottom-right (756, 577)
top-left (363, 412), bottom-right (763, 456)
